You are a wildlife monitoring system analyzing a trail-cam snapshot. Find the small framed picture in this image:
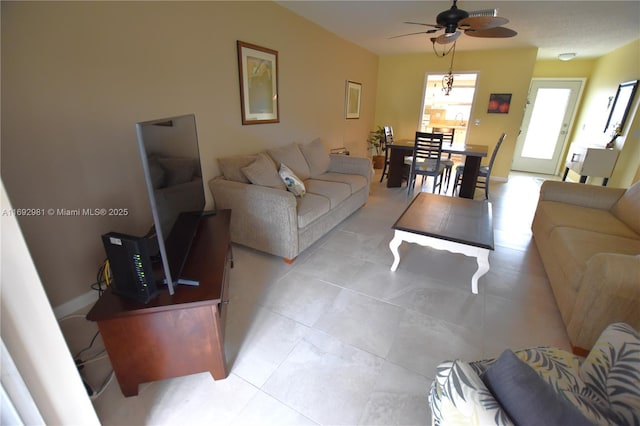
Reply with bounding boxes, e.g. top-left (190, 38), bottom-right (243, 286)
top-left (237, 41), bottom-right (279, 125)
top-left (487, 93), bottom-right (512, 114)
top-left (345, 81), bottom-right (362, 119)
